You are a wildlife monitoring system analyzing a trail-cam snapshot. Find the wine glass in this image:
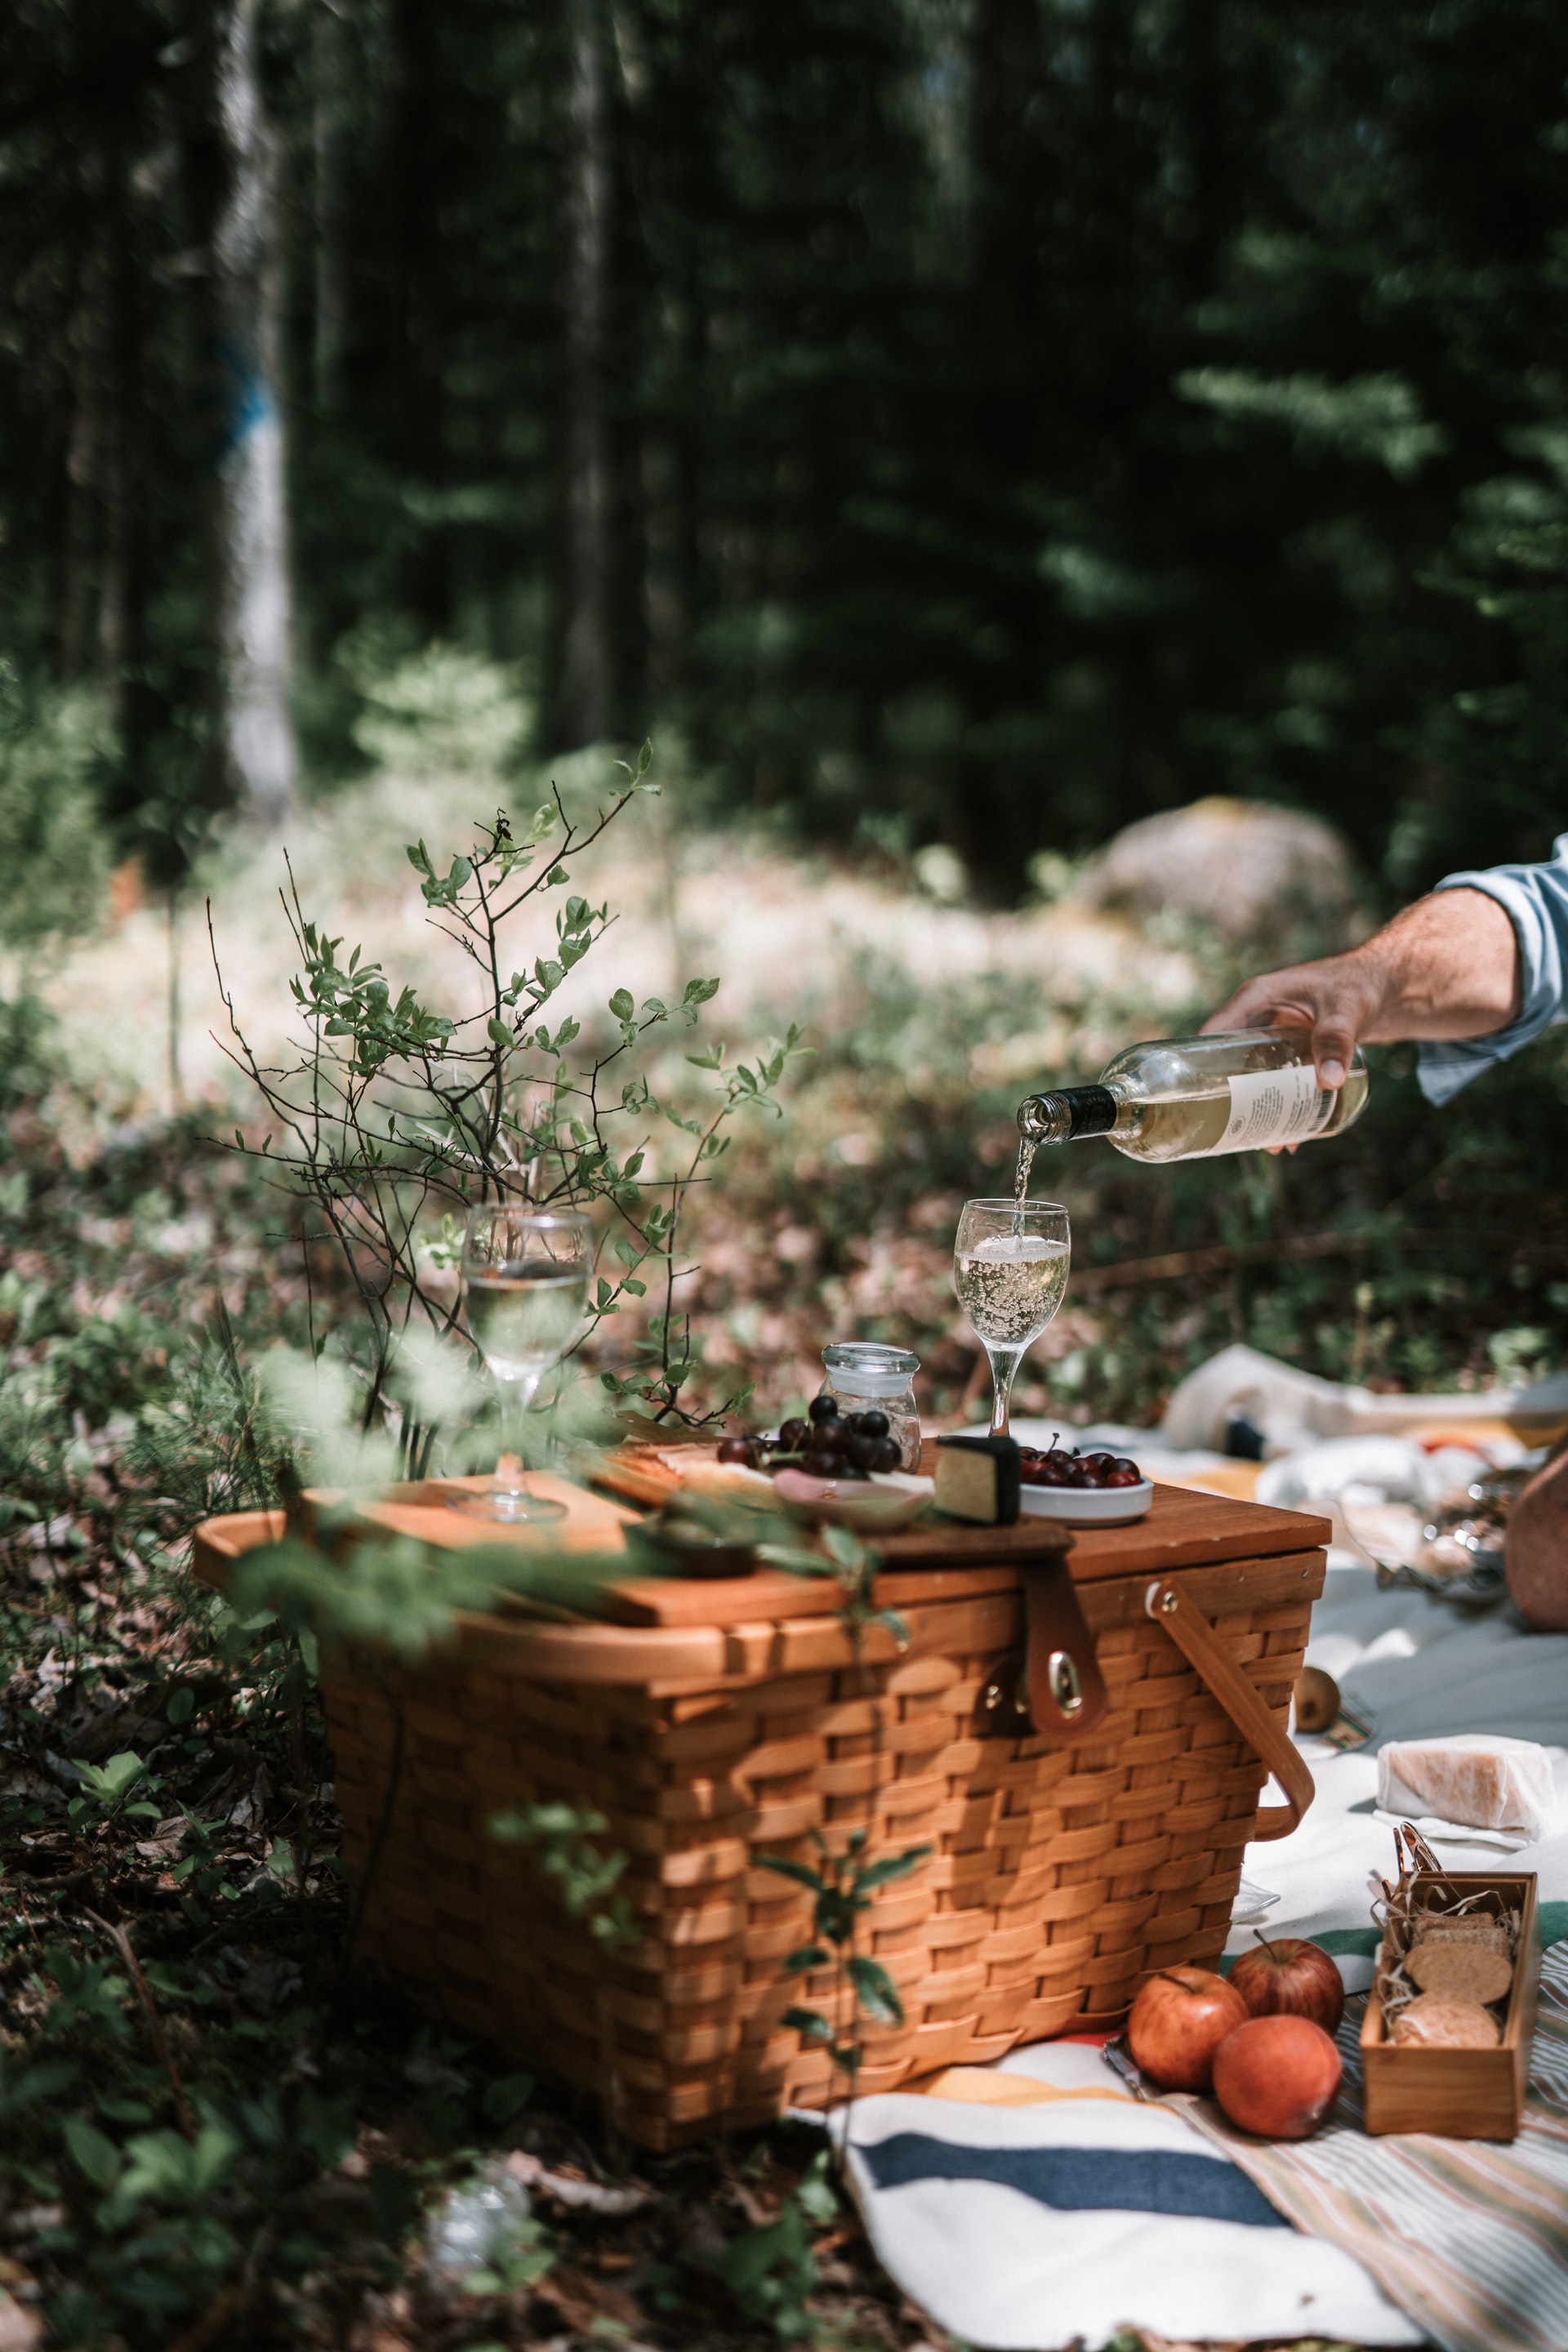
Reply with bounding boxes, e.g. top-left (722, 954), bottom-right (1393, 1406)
top-left (450, 1204), bottom-right (595, 1522)
top-left (953, 1198), bottom-right (1071, 1438)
